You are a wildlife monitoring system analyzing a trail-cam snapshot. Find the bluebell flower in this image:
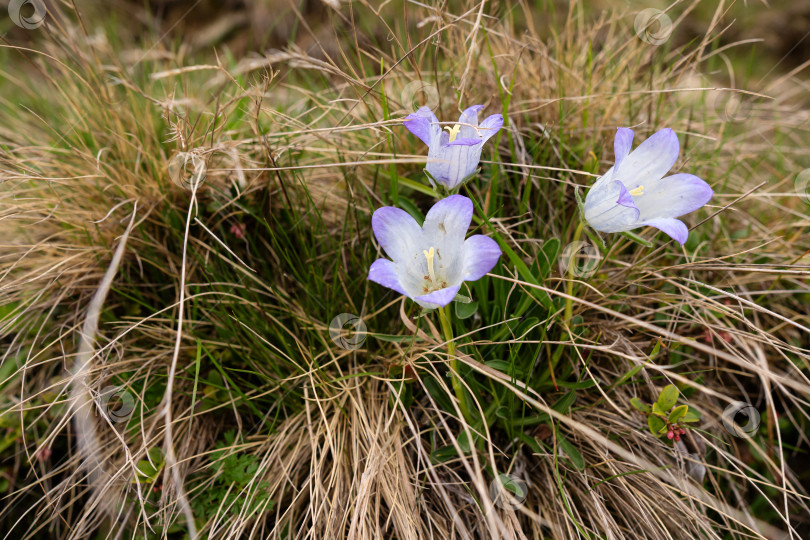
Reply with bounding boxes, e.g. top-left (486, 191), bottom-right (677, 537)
top-left (368, 195), bottom-right (501, 308)
top-left (404, 105), bottom-right (503, 189)
top-left (583, 127), bottom-right (713, 245)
